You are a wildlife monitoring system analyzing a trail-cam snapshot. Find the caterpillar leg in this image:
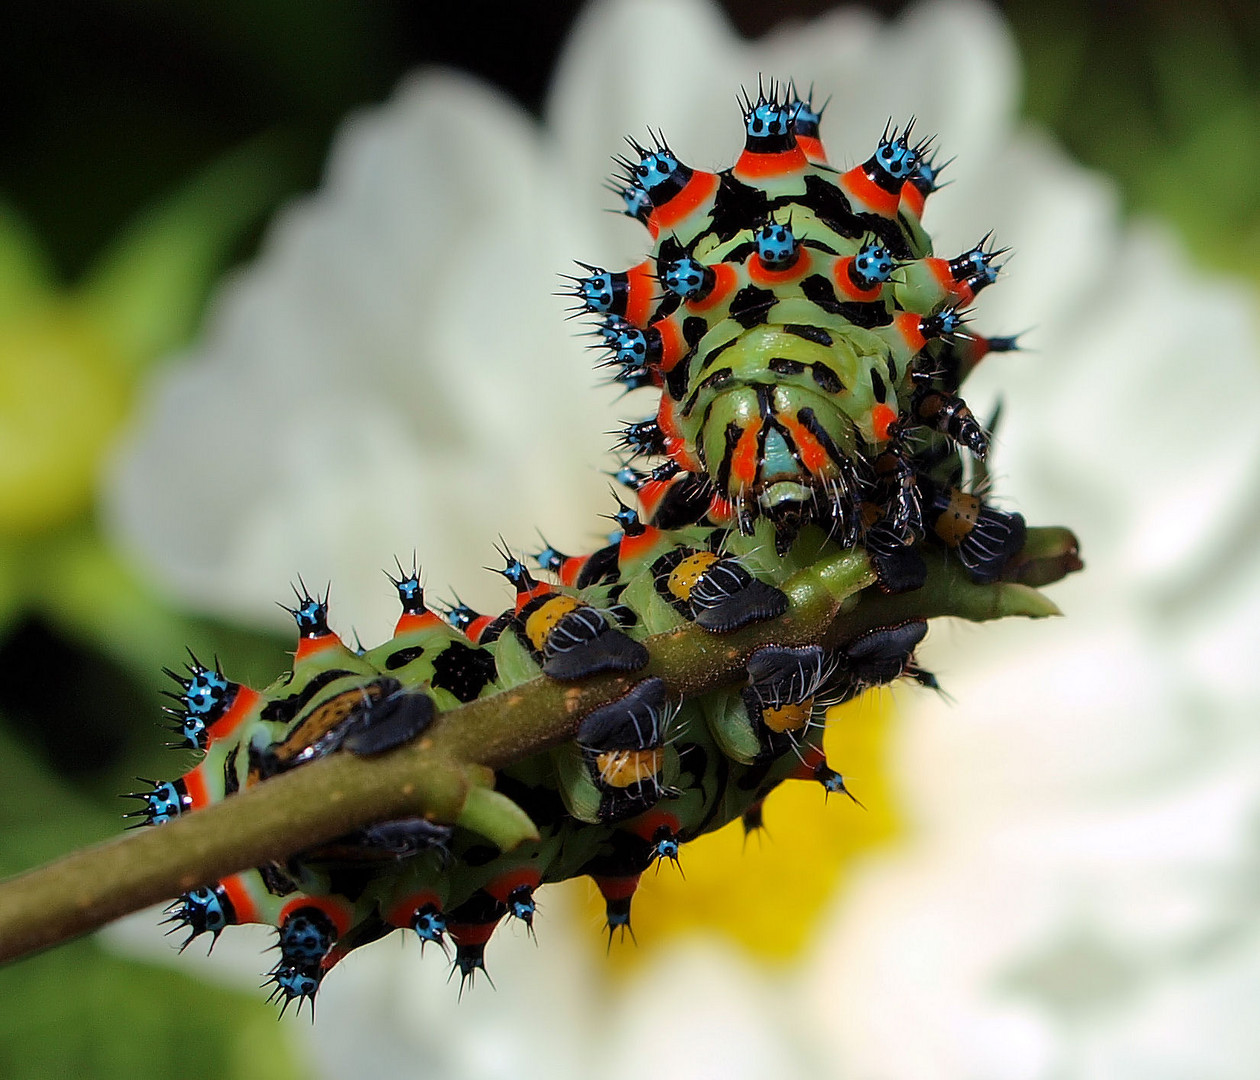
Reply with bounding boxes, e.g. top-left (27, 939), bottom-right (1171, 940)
top-left (342, 689), bottom-right (437, 756)
top-left (924, 482), bottom-right (1026, 584)
top-left (823, 620), bottom-right (931, 703)
top-left (562, 677), bottom-right (673, 824)
top-left (705, 645), bottom-right (828, 764)
top-left (912, 387), bottom-right (989, 459)
top-left (537, 604), bottom-right (648, 681)
top-left (652, 548), bottom-right (788, 632)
